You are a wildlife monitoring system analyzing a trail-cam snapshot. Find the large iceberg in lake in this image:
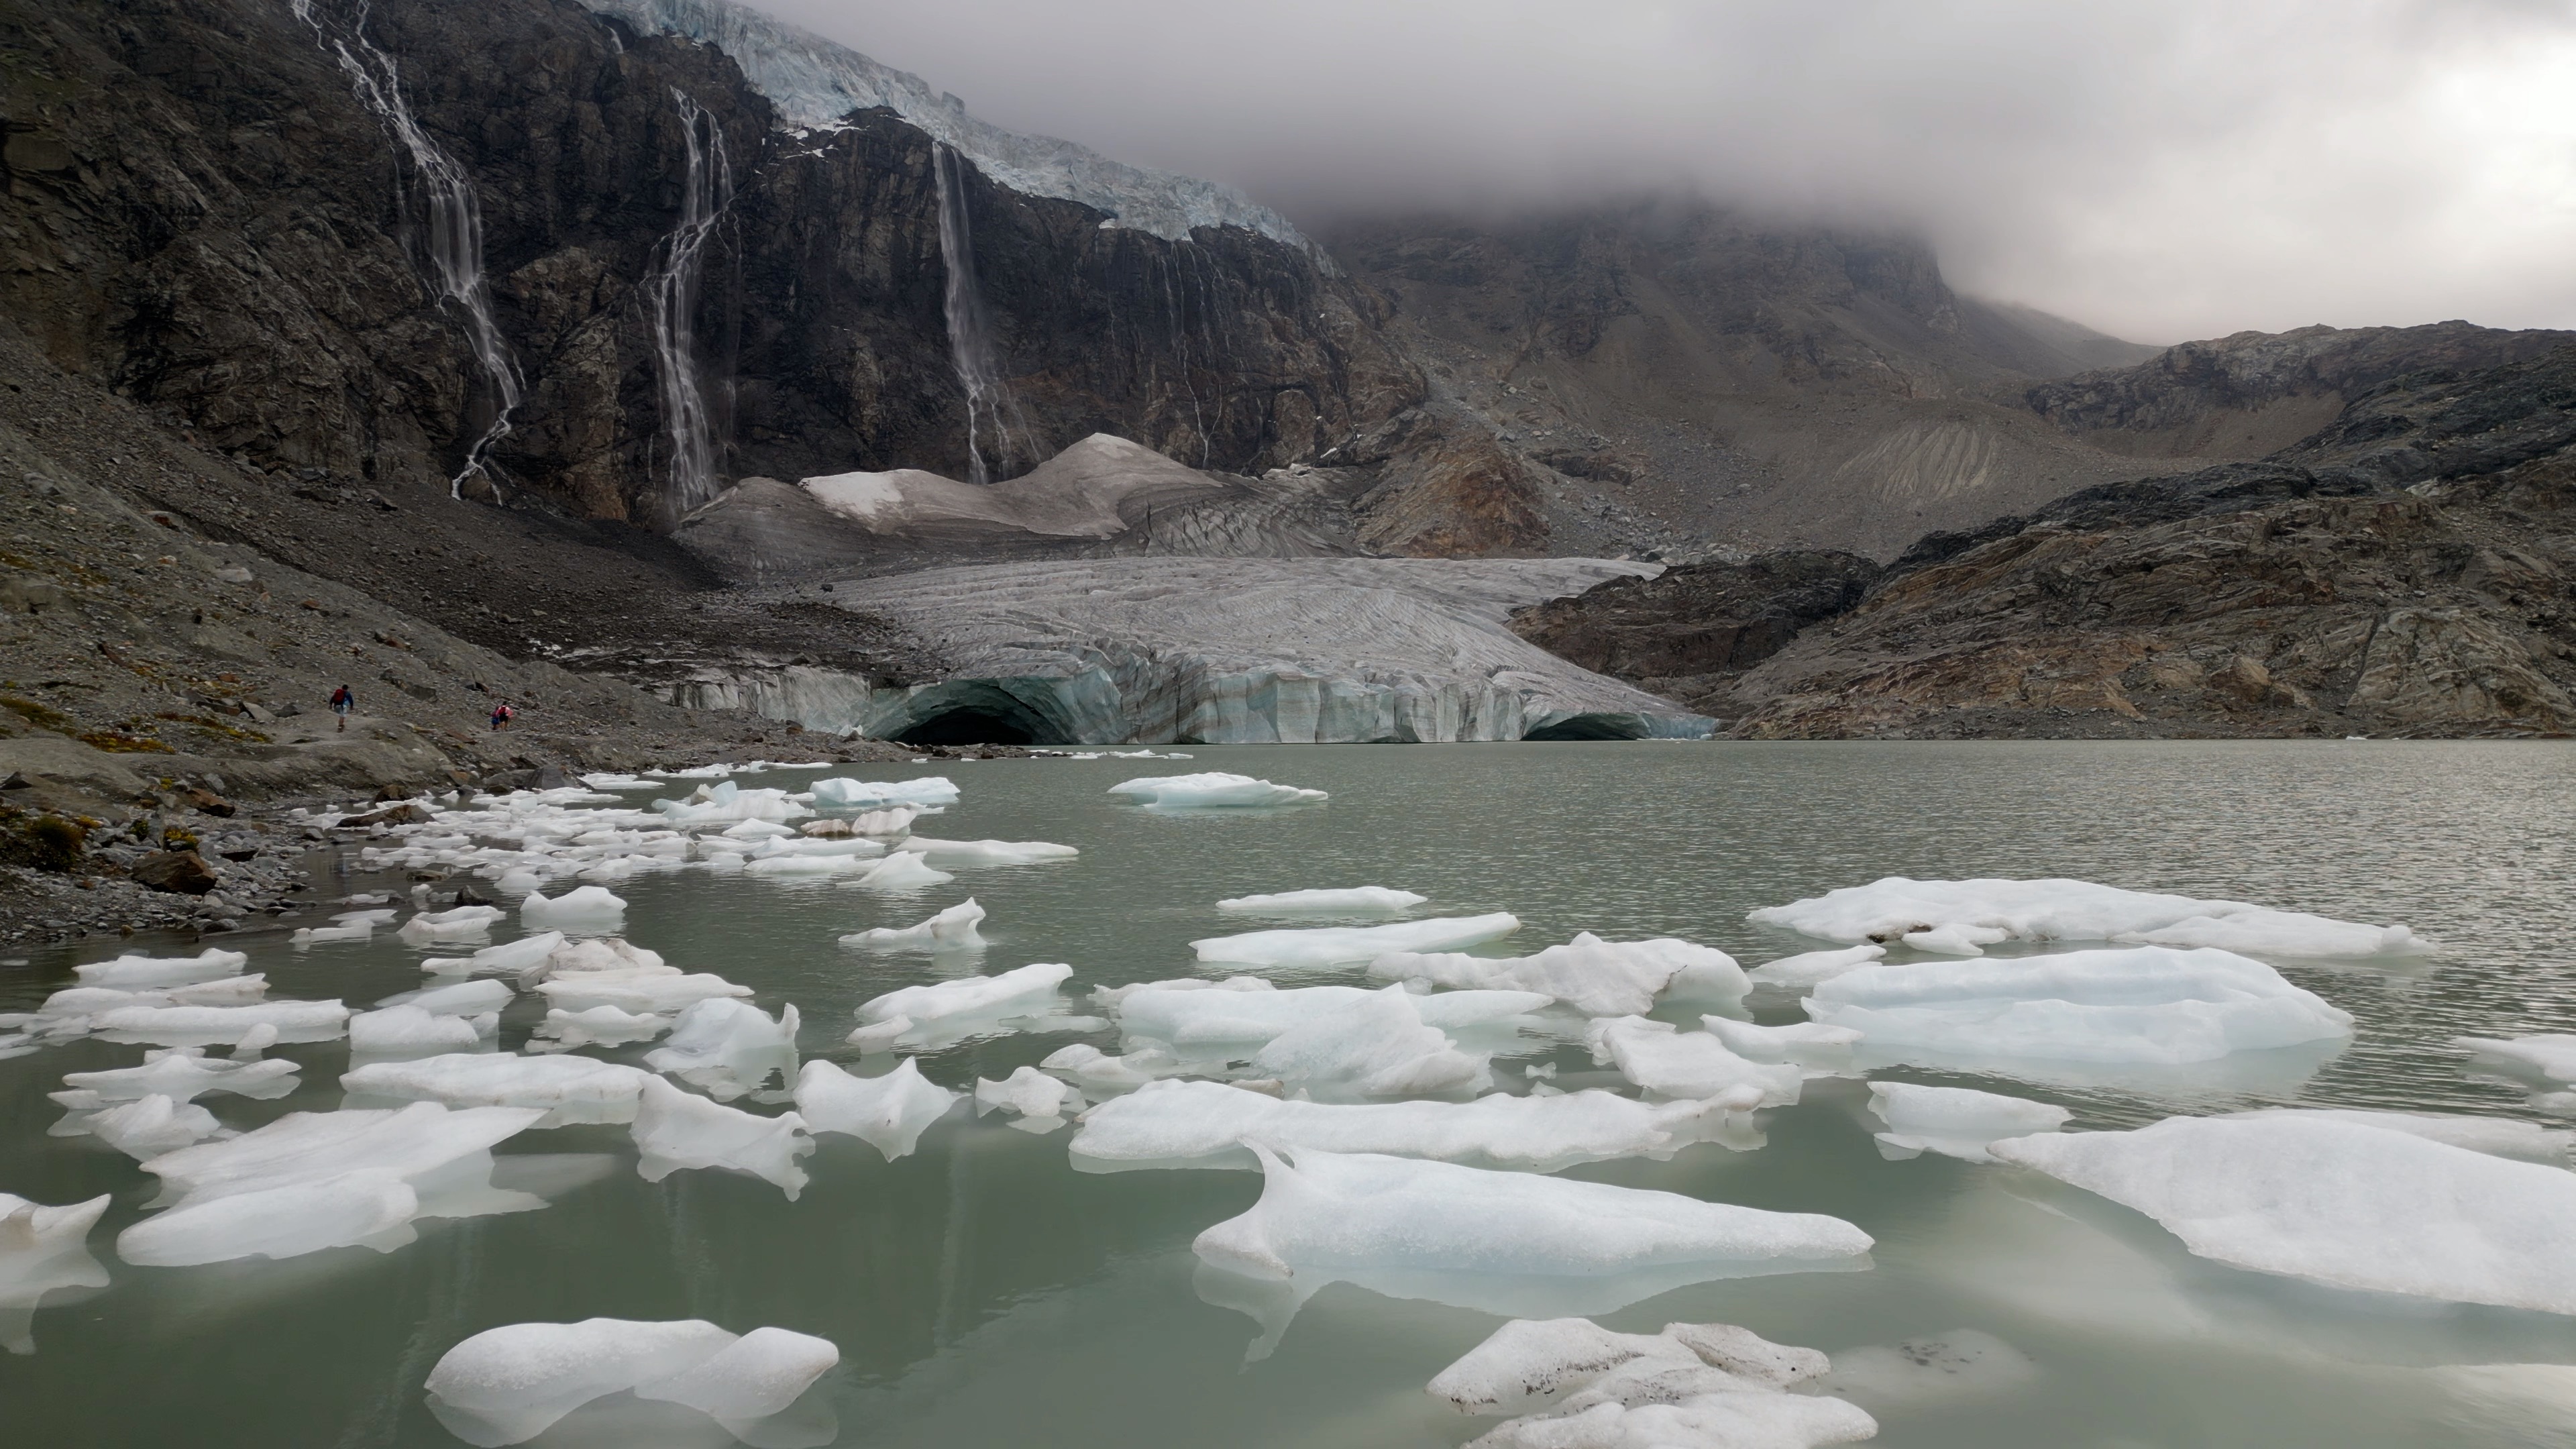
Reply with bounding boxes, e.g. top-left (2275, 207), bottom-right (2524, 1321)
top-left (0, 1193), bottom-right (110, 1354)
top-left (1427, 1316), bottom-right (1871, 1449)
top-left (1071, 1079), bottom-right (1732, 1171)
top-left (1193, 913), bottom-right (1520, 969)
top-left (1373, 934), bottom-right (1745, 1016)
top-left (1109, 773), bottom-right (1327, 808)
top-left (1990, 1115), bottom-right (2576, 1313)
top-left (1803, 946), bottom-right (2353, 1067)
top-left (794, 1058), bottom-right (957, 1160)
top-left (425, 1317), bottom-right (838, 1446)
top-left (1750, 877), bottom-right (2428, 958)
top-left (809, 775), bottom-right (959, 809)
